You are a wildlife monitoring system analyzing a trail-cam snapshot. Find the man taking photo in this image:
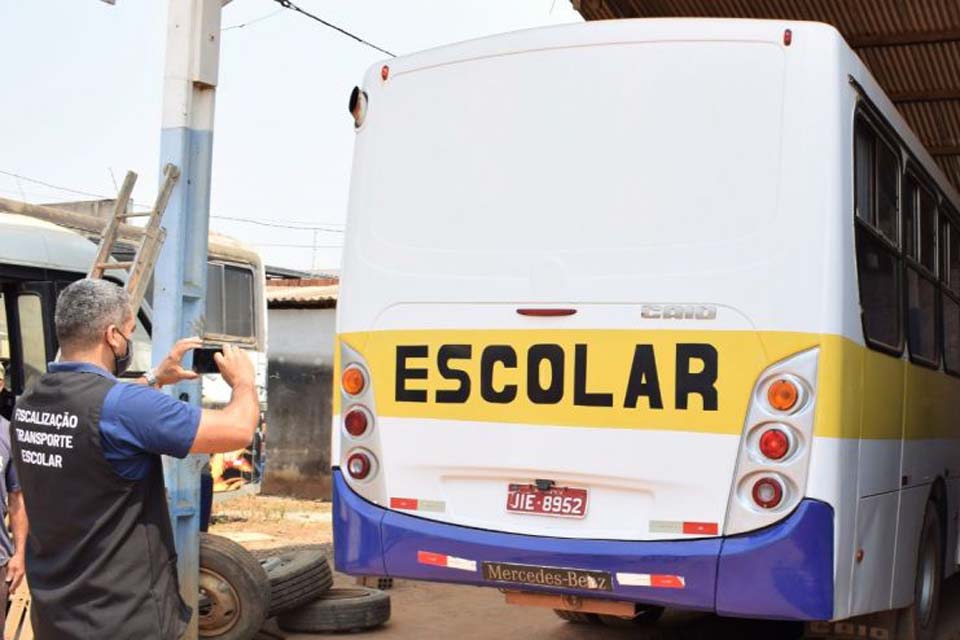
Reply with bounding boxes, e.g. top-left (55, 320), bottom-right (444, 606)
top-left (11, 279), bottom-right (260, 639)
